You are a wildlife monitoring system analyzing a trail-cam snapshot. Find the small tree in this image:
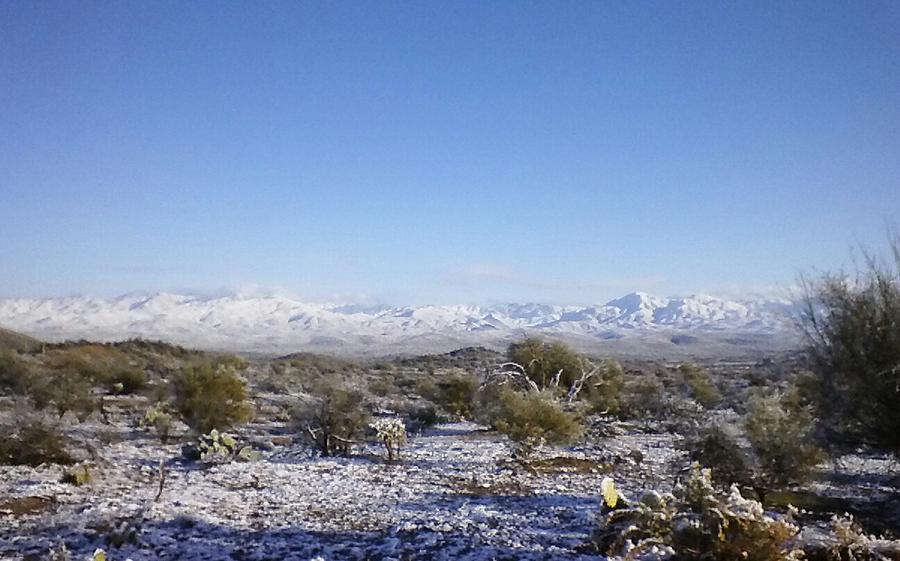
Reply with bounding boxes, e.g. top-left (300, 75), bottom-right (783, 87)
top-left (798, 233), bottom-right (900, 451)
top-left (507, 338), bottom-right (582, 390)
top-left (294, 379), bottom-right (369, 456)
top-left (171, 362), bottom-right (251, 434)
